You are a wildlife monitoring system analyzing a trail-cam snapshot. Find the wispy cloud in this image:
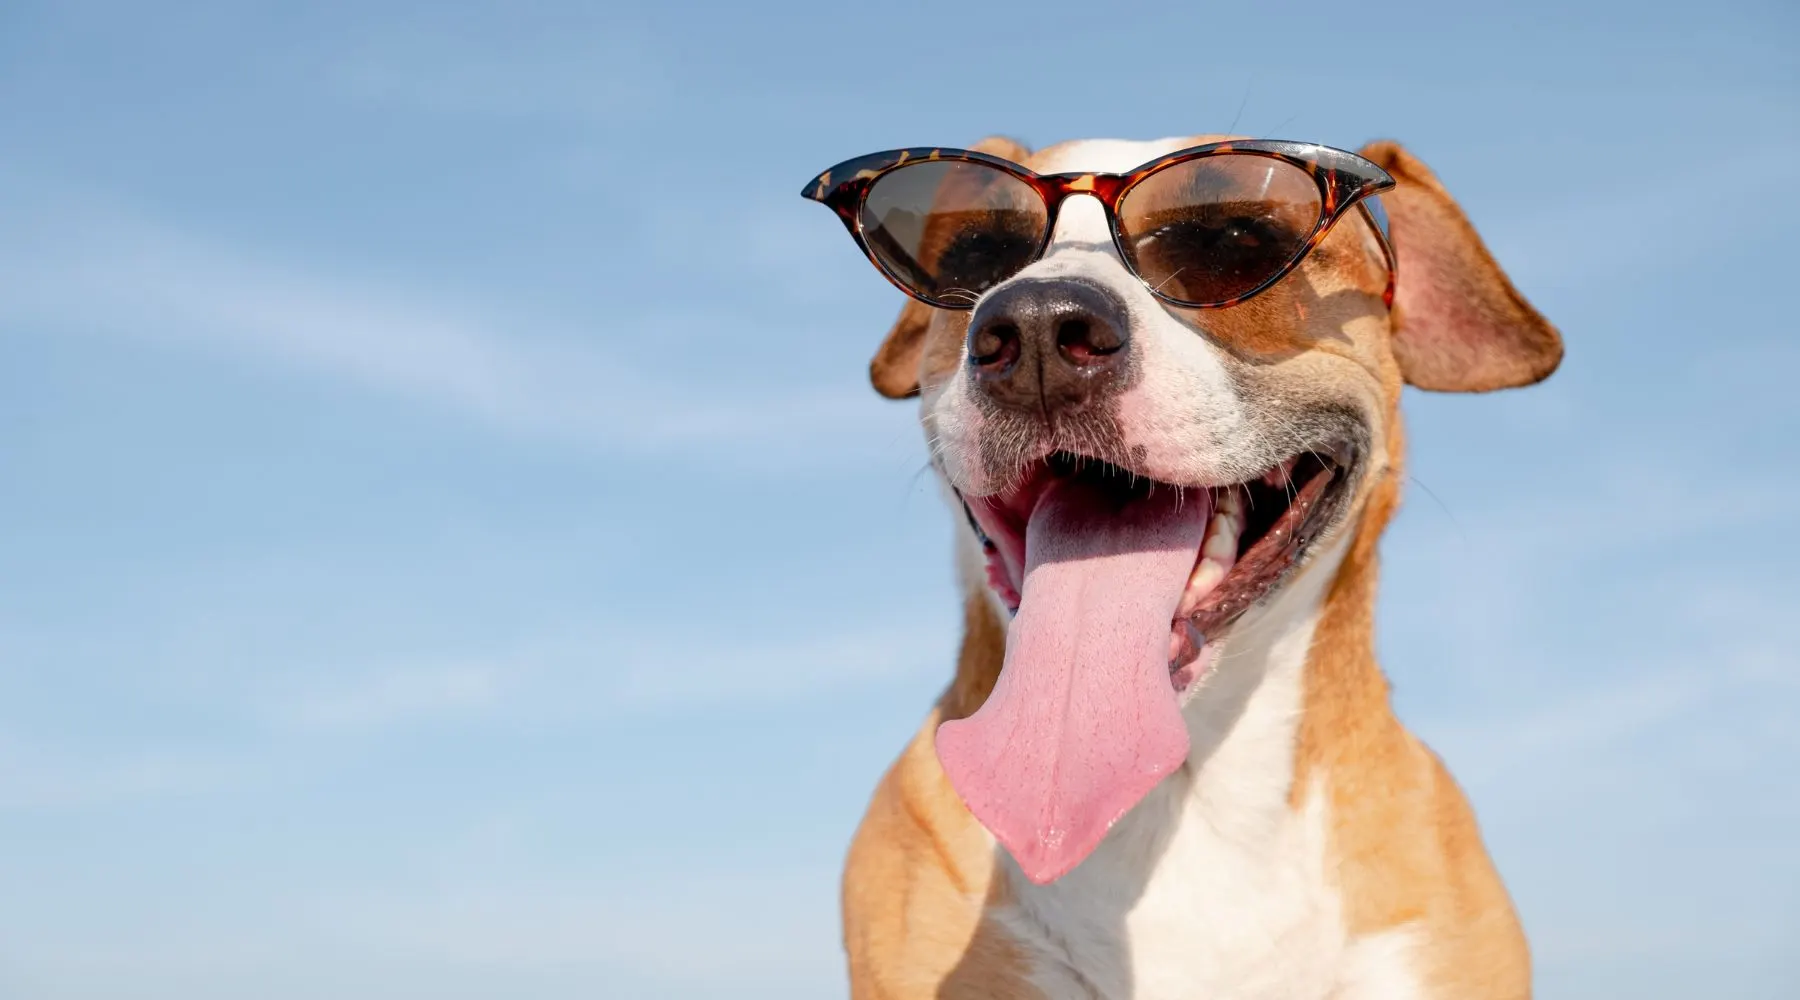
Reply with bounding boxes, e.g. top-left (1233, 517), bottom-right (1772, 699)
top-left (279, 663), bottom-right (503, 729)
top-left (600, 620), bottom-right (955, 708)
top-left (1482, 145), bottom-right (1800, 291)
top-left (263, 615), bottom-right (957, 729)
top-left (0, 739), bottom-right (240, 810)
top-left (0, 607), bottom-right (957, 815)
top-left (1422, 651), bottom-right (1787, 788)
top-left (309, 866), bottom-right (844, 990)
top-left (0, 180), bottom-right (893, 457)
top-left (0, 861), bottom-right (847, 1000)
top-left (326, 21), bottom-right (670, 124)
